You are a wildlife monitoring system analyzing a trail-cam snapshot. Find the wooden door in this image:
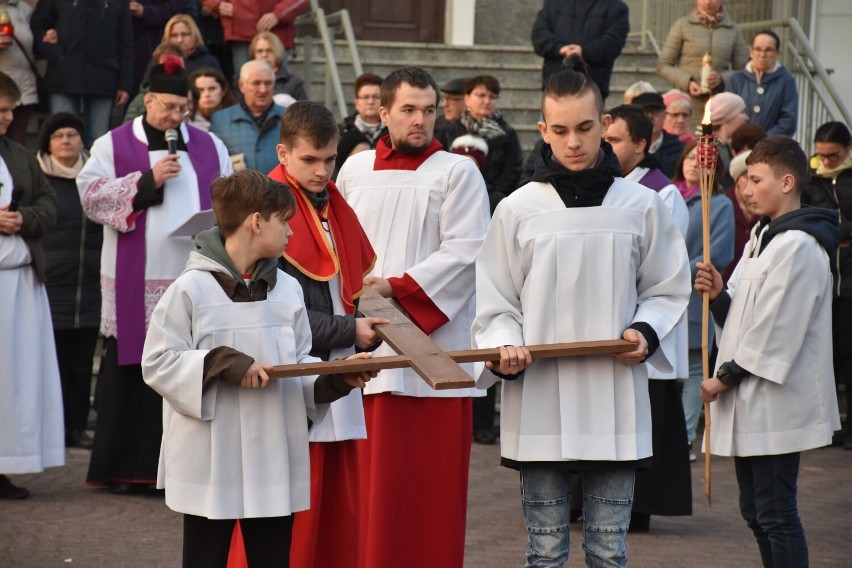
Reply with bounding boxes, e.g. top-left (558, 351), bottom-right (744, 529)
top-left (320, 0), bottom-right (445, 43)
